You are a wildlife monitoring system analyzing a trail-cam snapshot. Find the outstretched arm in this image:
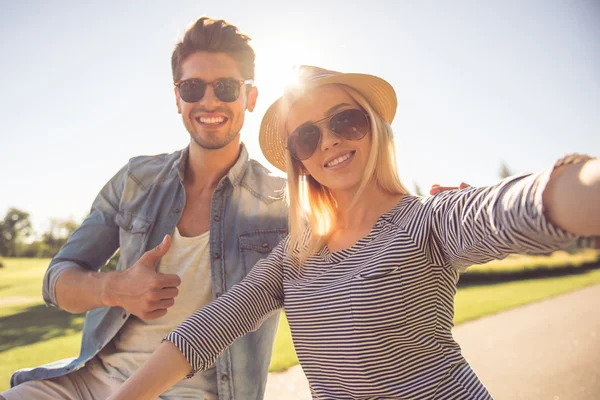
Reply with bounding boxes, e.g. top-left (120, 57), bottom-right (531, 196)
top-left (427, 154), bottom-right (598, 271)
top-left (429, 159), bottom-right (600, 234)
top-left (107, 341), bottom-right (191, 400)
